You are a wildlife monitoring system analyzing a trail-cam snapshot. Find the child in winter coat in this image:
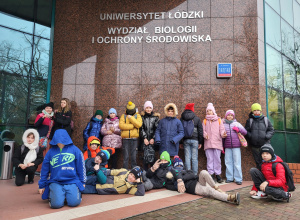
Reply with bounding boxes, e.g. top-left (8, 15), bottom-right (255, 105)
top-left (38, 129), bottom-right (86, 209)
top-left (245, 103), bottom-right (274, 169)
top-left (101, 108), bottom-right (122, 169)
top-left (180, 103), bottom-right (203, 175)
top-left (250, 144), bottom-right (292, 201)
top-left (202, 103), bottom-right (227, 183)
top-left (223, 110), bottom-right (247, 185)
top-left (119, 101), bottom-right (143, 169)
top-left (50, 98), bottom-right (72, 139)
top-left (165, 156), bottom-right (240, 205)
top-left (12, 129), bottom-right (43, 186)
top-left (94, 166), bottom-right (145, 196)
top-left (83, 151), bottom-right (109, 194)
top-left (83, 110), bottom-right (104, 151)
top-left (141, 101), bottom-right (160, 171)
top-left (155, 103), bottom-right (184, 157)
